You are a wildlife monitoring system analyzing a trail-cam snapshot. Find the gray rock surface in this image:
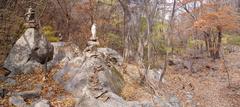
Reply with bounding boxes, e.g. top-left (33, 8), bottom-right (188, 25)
top-left (53, 50), bottom-right (182, 107)
top-left (224, 45), bottom-right (240, 53)
top-left (50, 42), bottom-right (80, 66)
top-left (34, 99), bottom-right (50, 107)
top-left (9, 96), bottom-right (27, 107)
top-left (0, 76), bottom-right (7, 81)
top-left (52, 44), bottom-right (183, 107)
top-left (51, 37), bottom-right (181, 107)
top-left (5, 78), bottom-right (16, 86)
top-left (153, 95), bottom-right (181, 107)
top-left (97, 48), bottom-right (123, 65)
top-left (169, 95), bottom-right (181, 107)
top-left (146, 69), bottom-right (163, 87)
top-left (3, 28), bottom-right (53, 74)
top-left (54, 56), bottom-right (125, 96)
top-left (53, 43), bottom-right (161, 106)
top-left (75, 92), bottom-right (154, 107)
